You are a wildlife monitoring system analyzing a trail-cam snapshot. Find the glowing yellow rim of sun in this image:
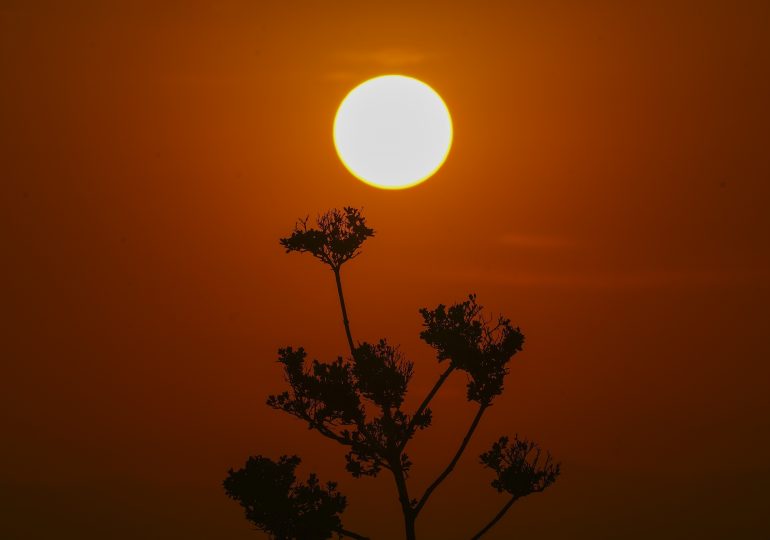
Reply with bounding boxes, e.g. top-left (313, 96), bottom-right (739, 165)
top-left (333, 74), bottom-right (453, 190)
